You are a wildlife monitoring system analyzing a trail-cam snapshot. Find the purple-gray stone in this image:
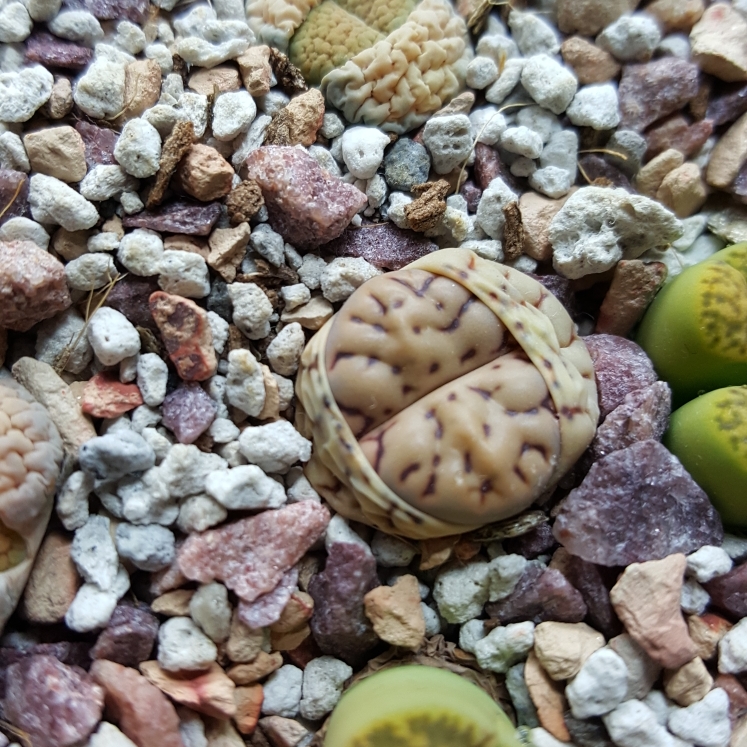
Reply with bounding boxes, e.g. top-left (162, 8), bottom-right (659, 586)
top-left (564, 554), bottom-right (622, 639)
top-left (0, 169), bottom-right (28, 227)
top-left (75, 121), bottom-right (118, 167)
top-left (161, 382), bottom-right (217, 444)
top-left (486, 563), bottom-right (587, 625)
top-left (618, 58), bottom-right (700, 132)
top-left (25, 32), bottom-right (93, 70)
top-left (90, 604), bottom-right (159, 668)
top-left (584, 334), bottom-right (658, 420)
top-left (706, 83), bottom-right (747, 127)
top-left (323, 223), bottom-right (437, 270)
top-left (553, 440), bottom-right (724, 567)
top-left (105, 275), bottom-right (160, 330)
top-left (308, 542), bottom-right (380, 667)
top-left (123, 201), bottom-right (222, 236)
top-left (591, 381), bottom-right (672, 461)
top-left (703, 562), bottom-right (747, 620)
top-left (63, 0), bottom-right (148, 23)
top-left (577, 155), bottom-right (633, 192)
